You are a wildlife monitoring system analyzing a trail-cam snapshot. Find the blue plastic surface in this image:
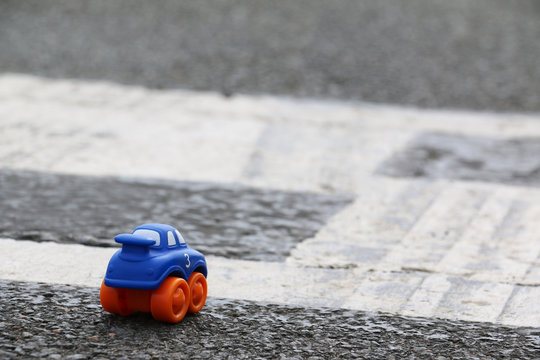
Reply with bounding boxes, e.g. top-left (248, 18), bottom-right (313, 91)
top-left (104, 223), bottom-right (207, 290)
